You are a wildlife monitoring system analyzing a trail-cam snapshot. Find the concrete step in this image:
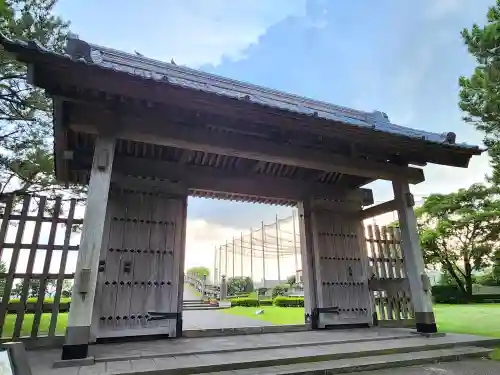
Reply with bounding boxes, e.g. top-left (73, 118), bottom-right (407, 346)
top-left (100, 333), bottom-right (498, 375)
top-left (182, 299), bottom-right (206, 304)
top-left (209, 346), bottom-right (492, 375)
